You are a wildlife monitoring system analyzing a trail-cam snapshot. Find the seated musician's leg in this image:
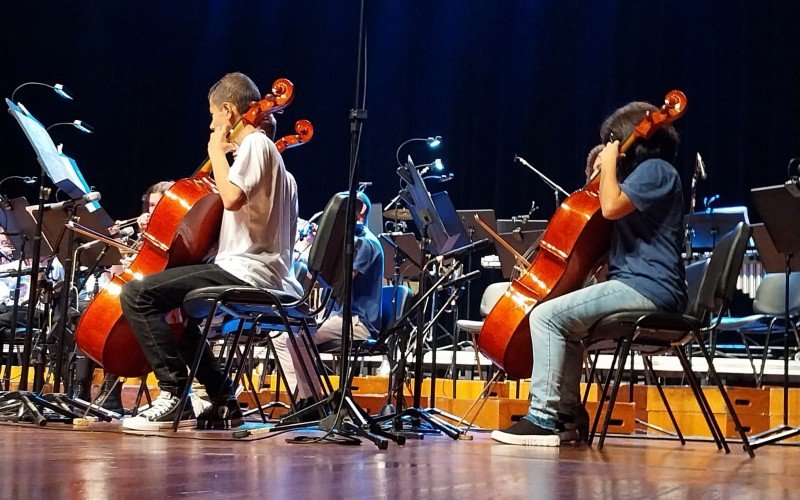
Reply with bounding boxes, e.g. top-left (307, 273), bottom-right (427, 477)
top-left (294, 316), bottom-right (347, 400)
top-left (119, 263), bottom-right (247, 430)
top-left (491, 280), bottom-right (656, 446)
